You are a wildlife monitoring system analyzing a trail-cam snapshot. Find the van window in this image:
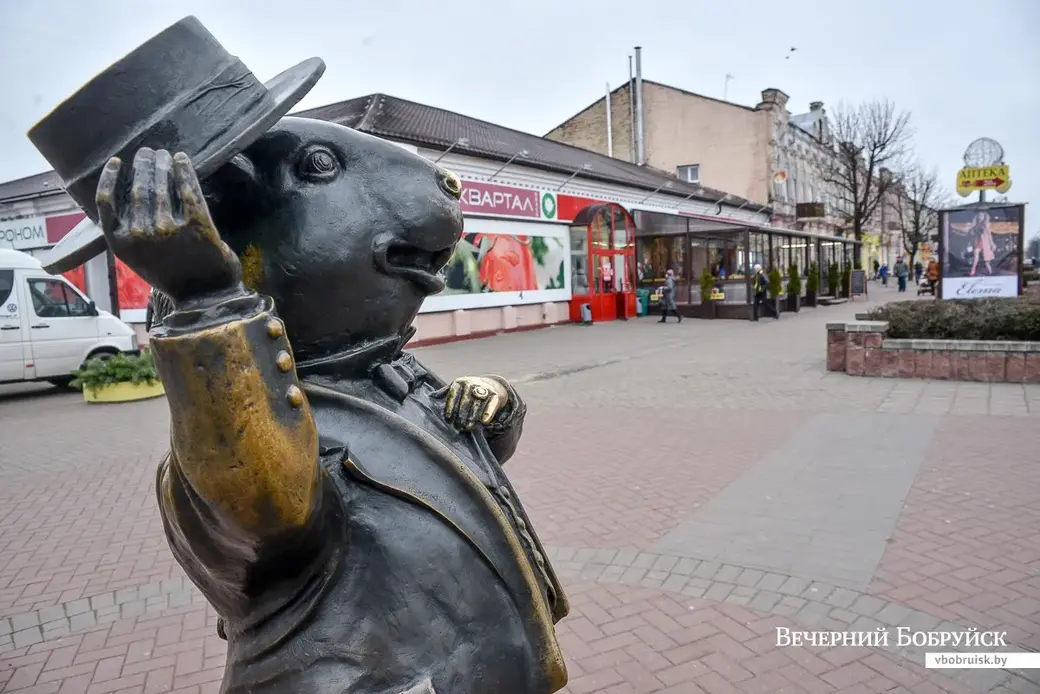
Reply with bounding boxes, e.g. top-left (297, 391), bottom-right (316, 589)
top-left (0, 270), bottom-right (13, 305)
top-left (28, 278), bottom-right (92, 318)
